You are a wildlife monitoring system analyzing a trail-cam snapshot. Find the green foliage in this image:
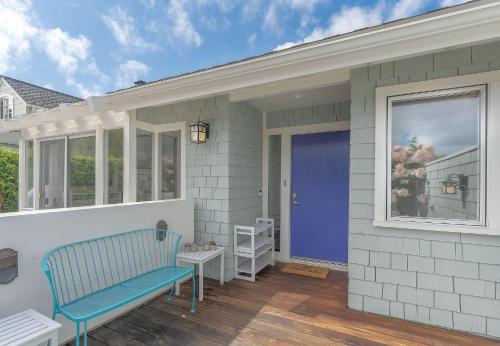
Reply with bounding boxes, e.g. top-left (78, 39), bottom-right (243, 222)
top-left (0, 147), bottom-right (18, 213)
